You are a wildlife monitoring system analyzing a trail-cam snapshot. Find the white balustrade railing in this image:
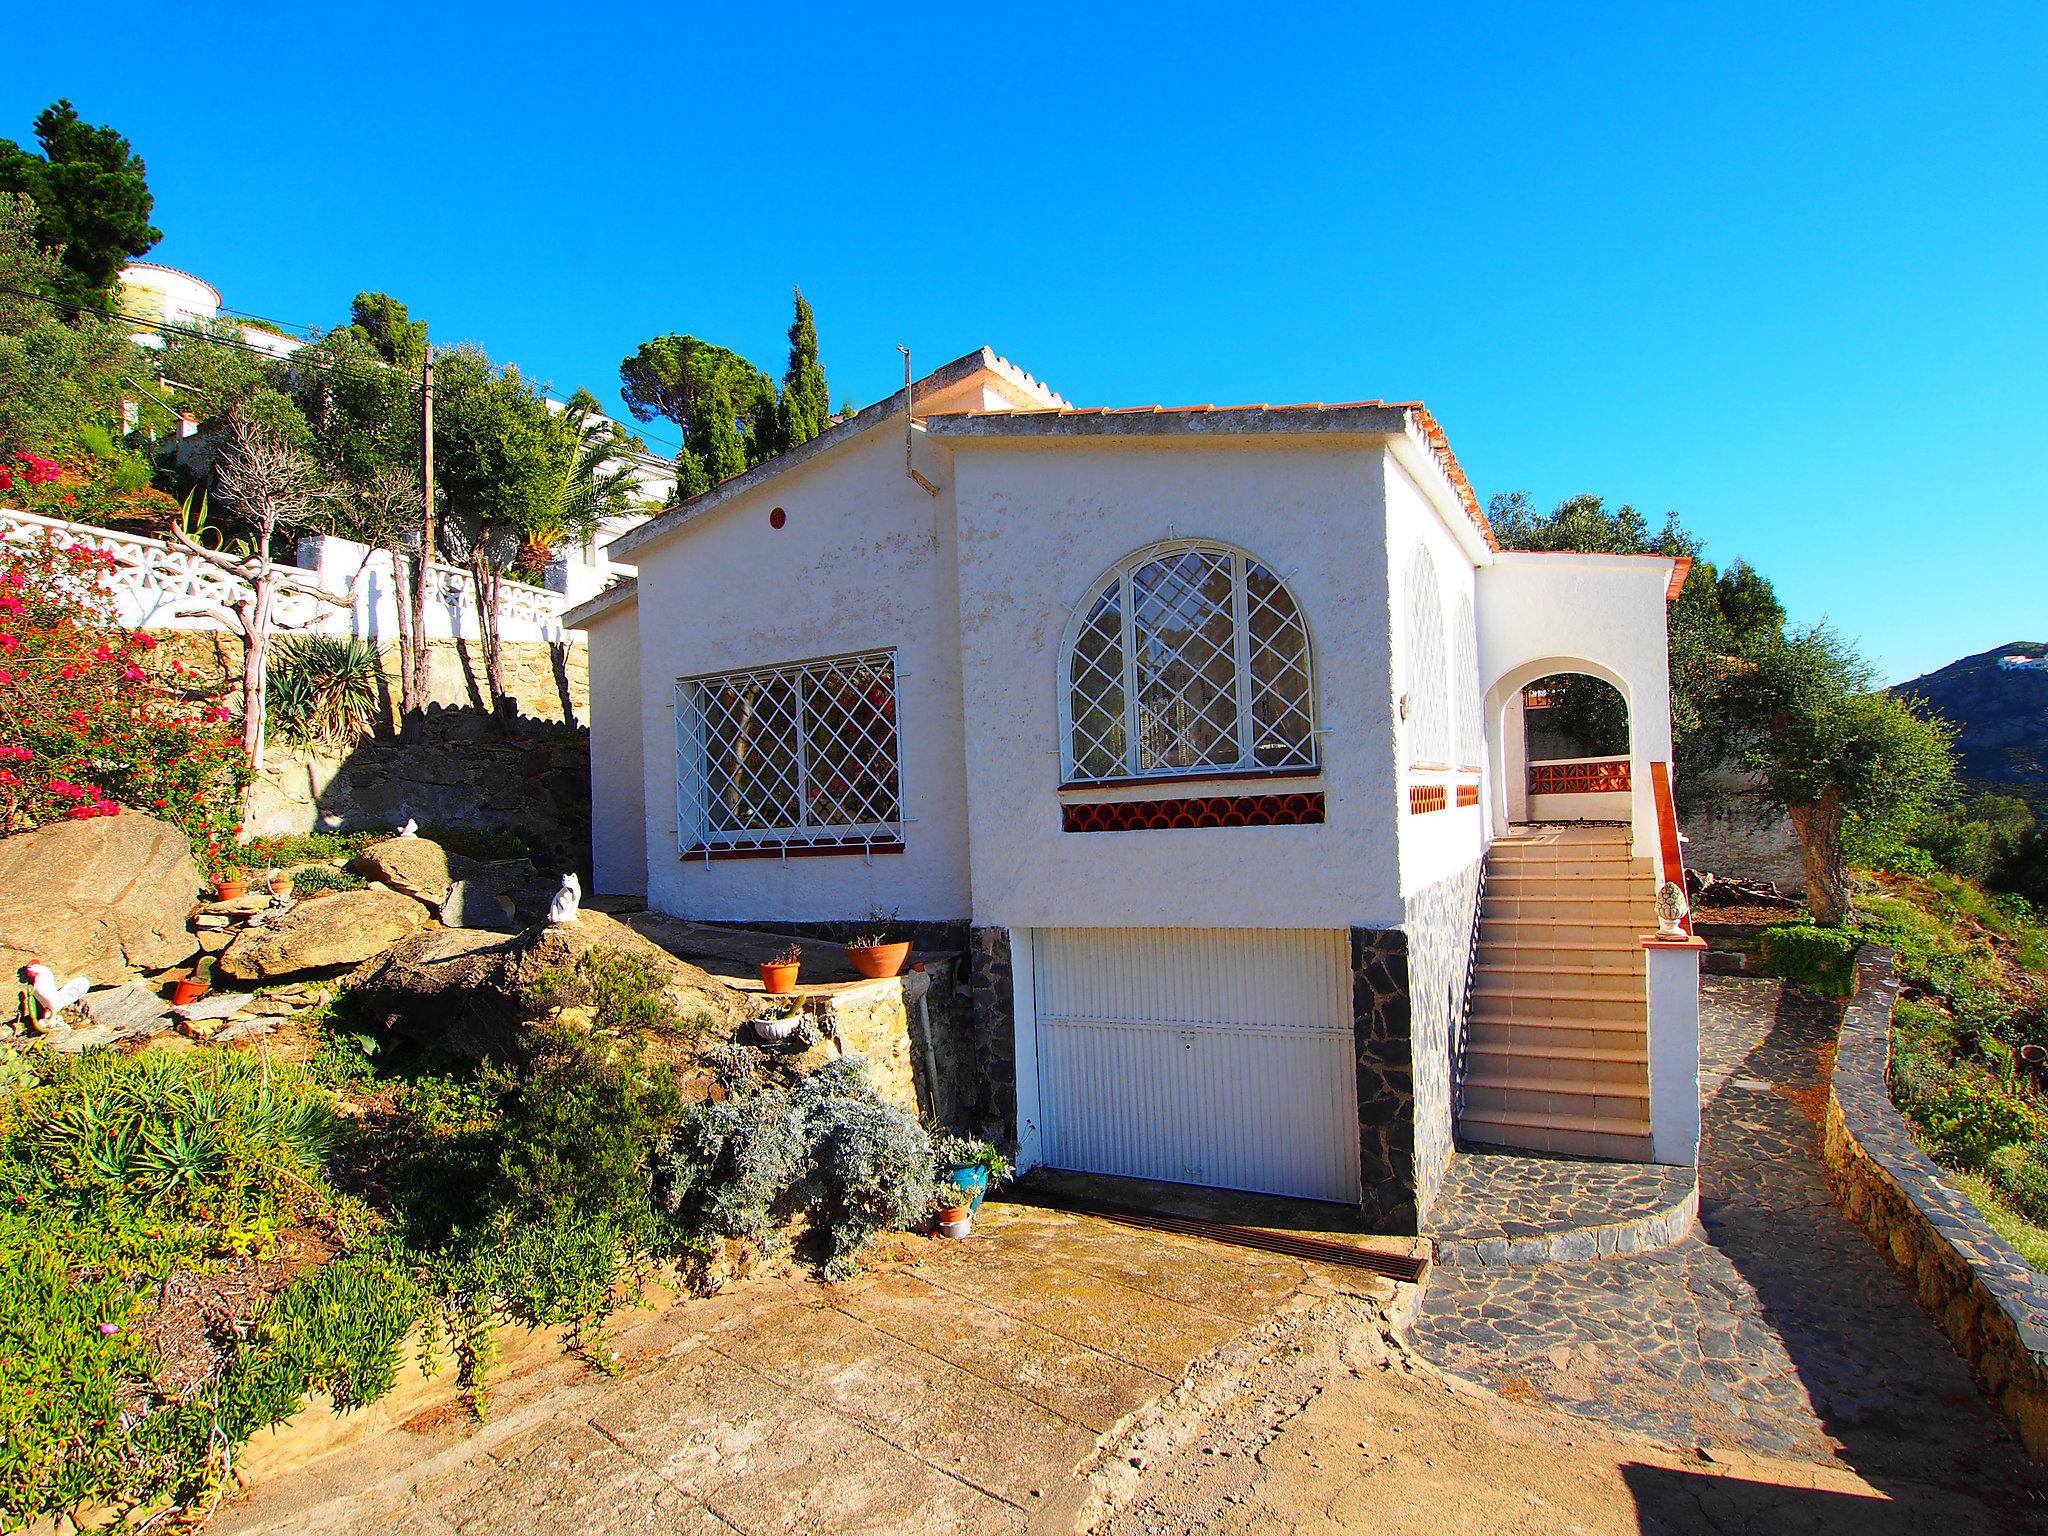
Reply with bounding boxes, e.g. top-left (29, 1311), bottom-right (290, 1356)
top-left (0, 508), bottom-right (583, 645)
